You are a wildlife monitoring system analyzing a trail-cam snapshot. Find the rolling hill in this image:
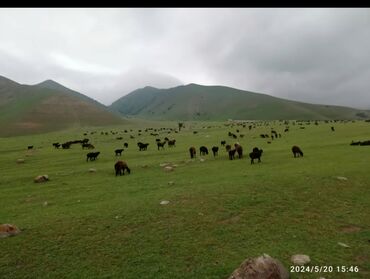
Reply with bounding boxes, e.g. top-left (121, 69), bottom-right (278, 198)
top-left (110, 83), bottom-right (370, 121)
top-left (0, 76), bottom-right (123, 137)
